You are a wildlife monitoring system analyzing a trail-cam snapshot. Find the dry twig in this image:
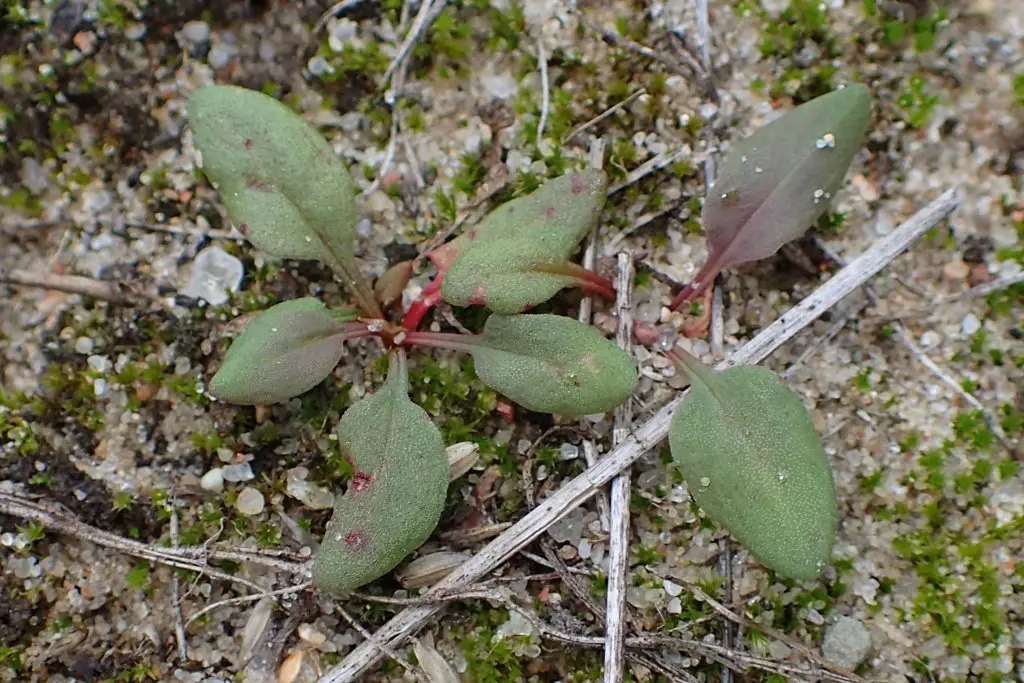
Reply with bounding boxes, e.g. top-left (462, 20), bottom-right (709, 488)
top-left (0, 493), bottom-right (309, 580)
top-left (312, 0), bottom-right (367, 36)
top-left (382, 0), bottom-right (446, 87)
top-left (609, 145), bottom-right (690, 195)
top-left (336, 604), bottom-right (426, 681)
top-left (813, 238), bottom-right (1017, 455)
top-left (580, 17), bottom-right (699, 81)
top-left (169, 499), bottom-right (188, 661)
top-left (563, 88), bottom-right (646, 144)
top-left (603, 252), bottom-right (634, 683)
top-left (934, 271), bottom-right (1024, 304)
top-left (185, 582), bottom-right (312, 629)
top-left (0, 268), bottom-right (134, 303)
top-left (536, 37), bottom-right (550, 141)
